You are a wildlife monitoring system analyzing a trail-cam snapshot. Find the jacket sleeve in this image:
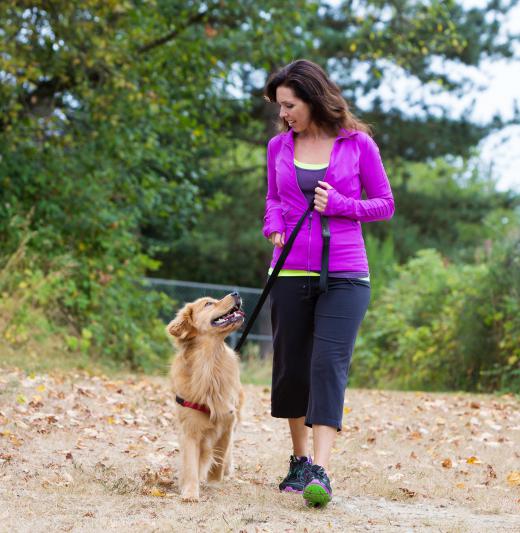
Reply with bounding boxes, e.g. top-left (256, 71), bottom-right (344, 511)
top-left (323, 134), bottom-right (395, 222)
top-left (262, 138), bottom-right (285, 238)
